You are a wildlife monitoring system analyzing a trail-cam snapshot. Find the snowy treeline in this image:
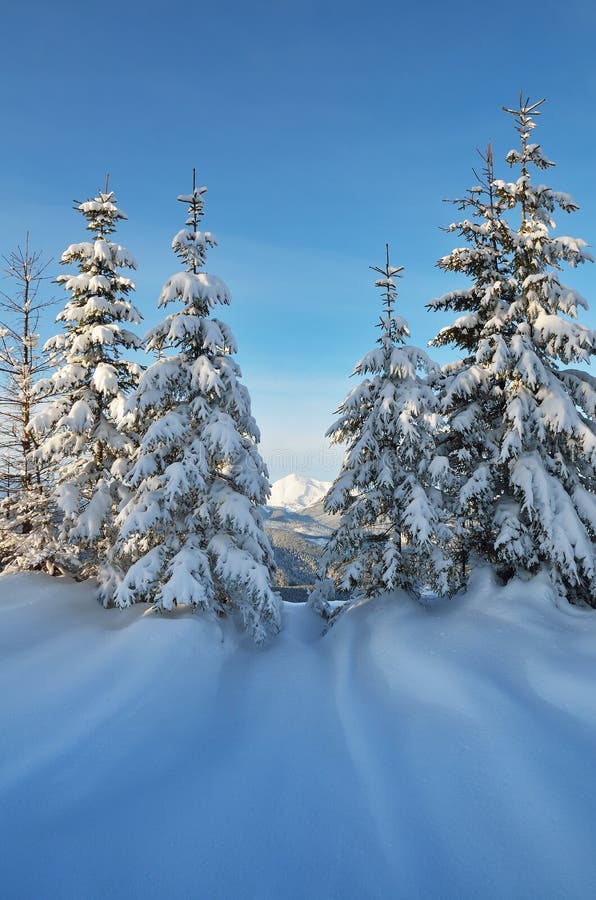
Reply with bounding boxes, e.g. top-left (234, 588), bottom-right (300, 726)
top-left (314, 96), bottom-right (596, 615)
top-left (0, 175), bottom-right (281, 641)
top-left (1, 96), bottom-right (595, 636)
